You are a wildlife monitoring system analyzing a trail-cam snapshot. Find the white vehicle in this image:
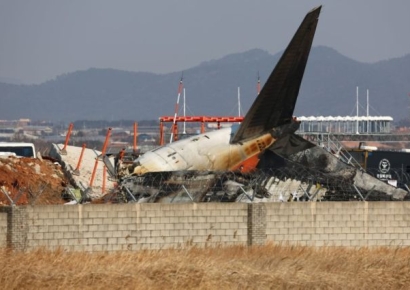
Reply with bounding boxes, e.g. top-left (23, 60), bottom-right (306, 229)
top-left (0, 142), bottom-right (37, 158)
